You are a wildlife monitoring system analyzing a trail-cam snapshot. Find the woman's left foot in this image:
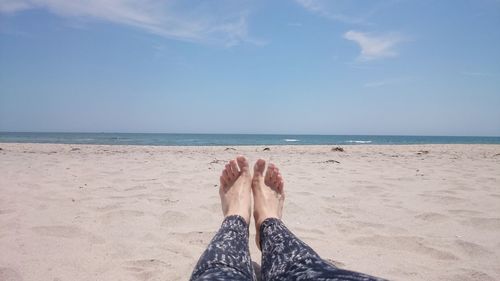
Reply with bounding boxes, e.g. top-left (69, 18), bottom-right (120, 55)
top-left (219, 156), bottom-right (253, 224)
